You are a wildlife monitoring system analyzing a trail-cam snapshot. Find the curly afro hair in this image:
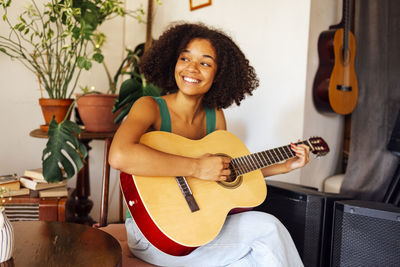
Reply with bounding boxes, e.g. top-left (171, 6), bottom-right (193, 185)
top-left (139, 22), bottom-right (259, 109)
